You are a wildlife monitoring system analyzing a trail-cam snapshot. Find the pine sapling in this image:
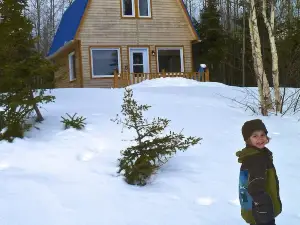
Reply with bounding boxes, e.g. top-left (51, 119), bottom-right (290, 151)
top-left (112, 88), bottom-right (201, 186)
